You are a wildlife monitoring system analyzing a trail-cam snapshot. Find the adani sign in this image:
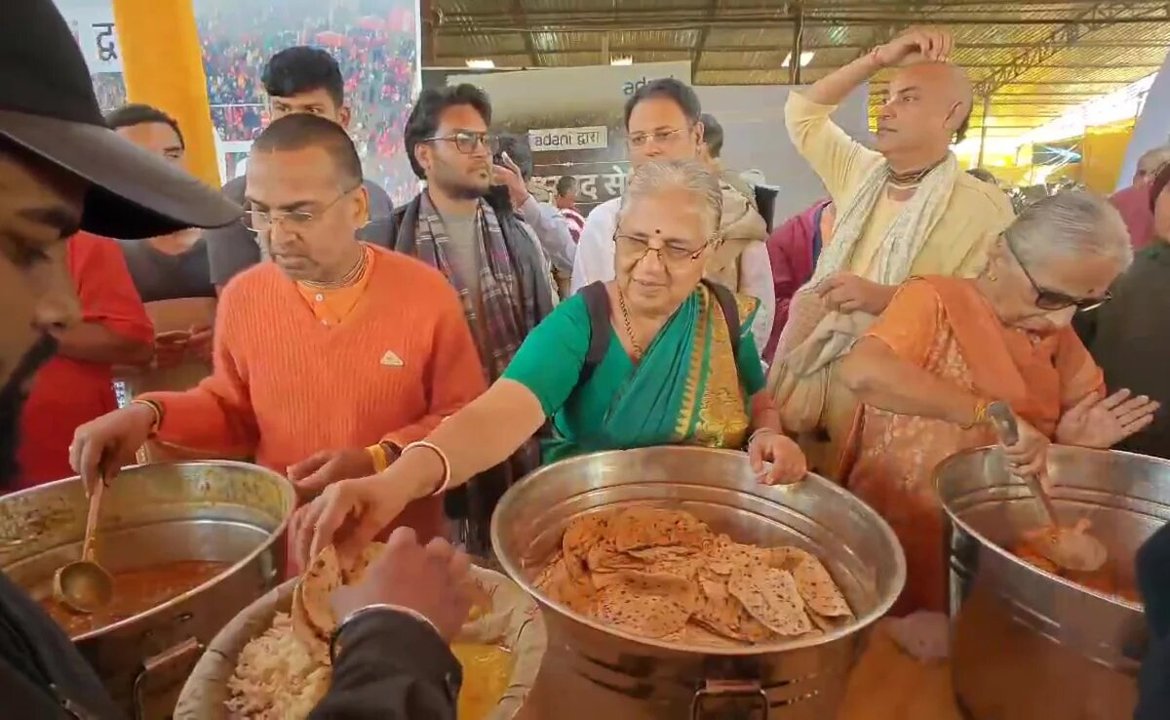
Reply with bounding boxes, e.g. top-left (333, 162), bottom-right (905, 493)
top-left (622, 74), bottom-right (680, 96)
